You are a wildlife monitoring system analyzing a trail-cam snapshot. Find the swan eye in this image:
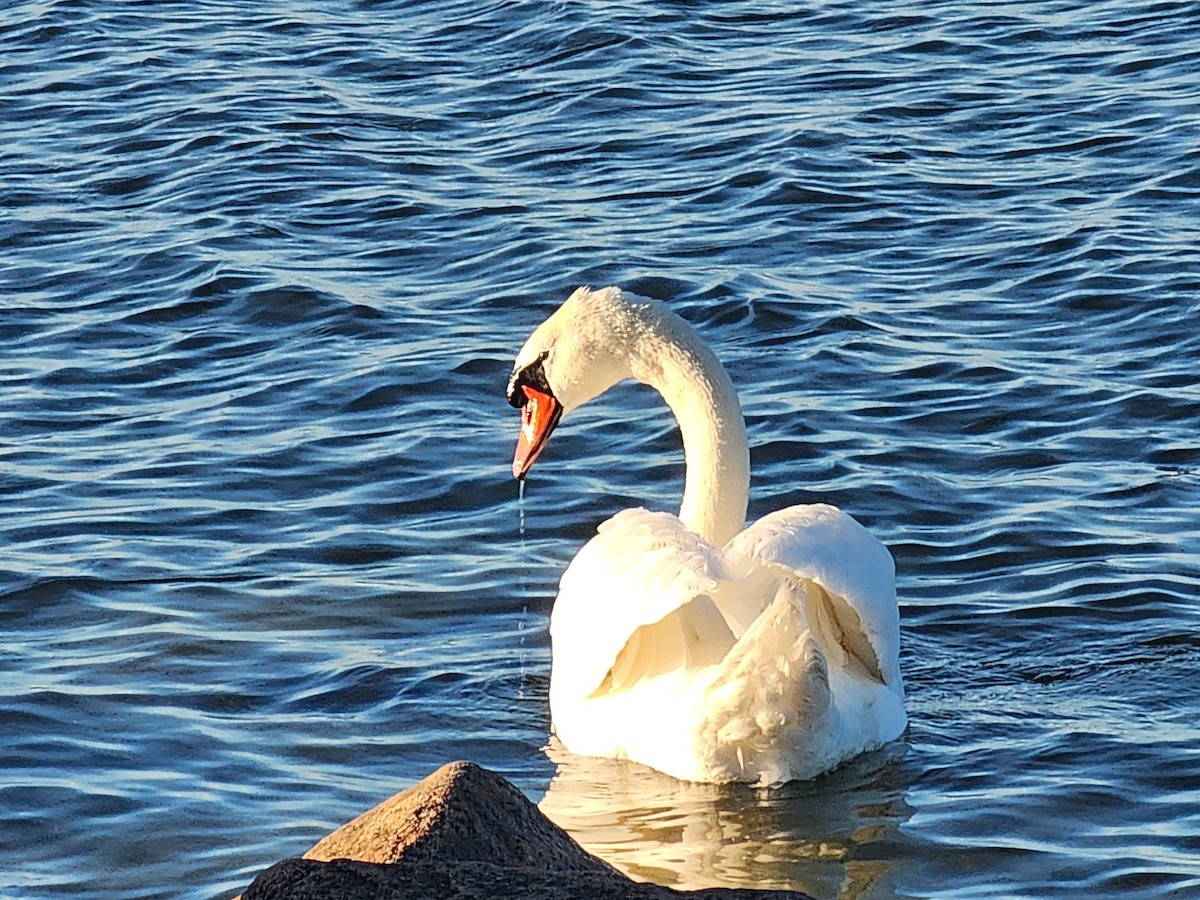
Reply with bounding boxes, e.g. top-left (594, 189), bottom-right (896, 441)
top-left (507, 351), bottom-right (552, 409)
